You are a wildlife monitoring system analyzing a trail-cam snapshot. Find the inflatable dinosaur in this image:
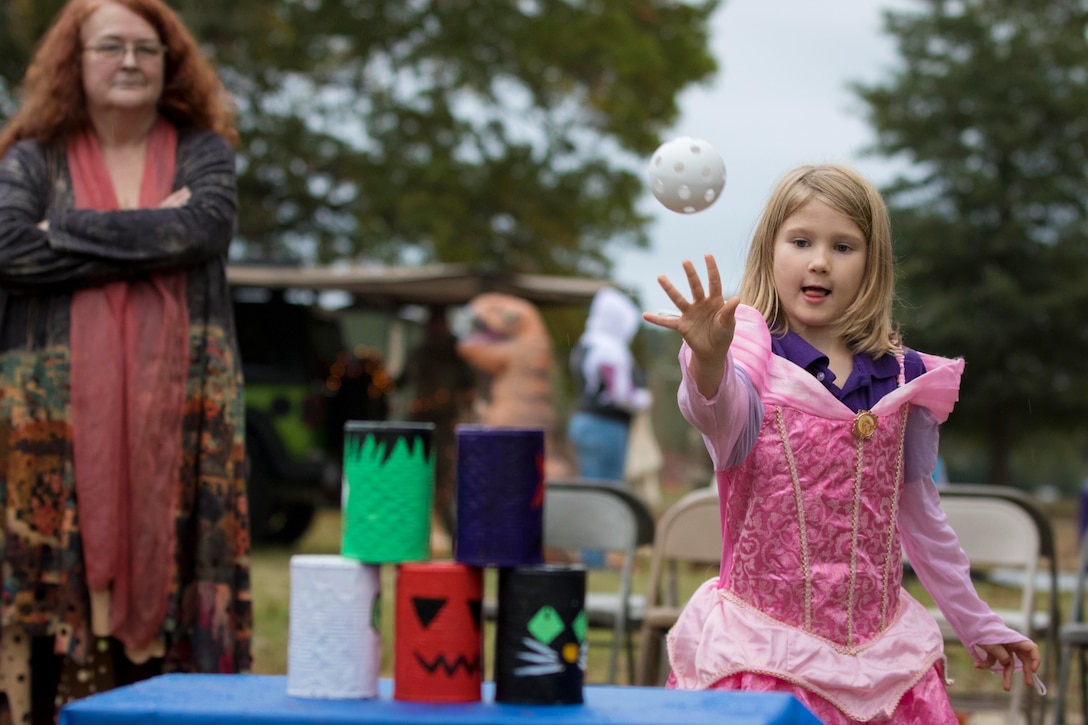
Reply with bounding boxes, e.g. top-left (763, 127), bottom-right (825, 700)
top-left (456, 293), bottom-right (570, 477)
